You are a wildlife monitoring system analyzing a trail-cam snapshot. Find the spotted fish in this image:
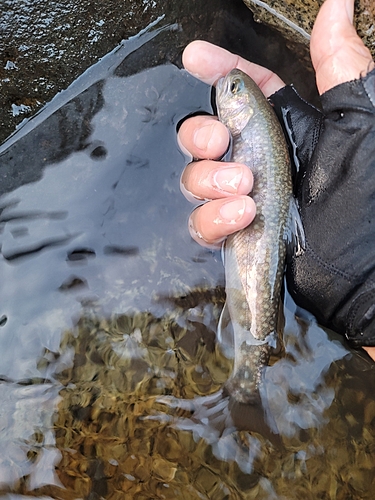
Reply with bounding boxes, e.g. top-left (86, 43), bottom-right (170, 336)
top-left (216, 69), bottom-right (297, 403)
